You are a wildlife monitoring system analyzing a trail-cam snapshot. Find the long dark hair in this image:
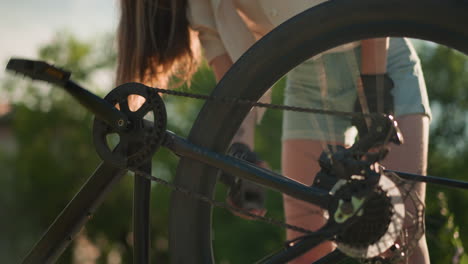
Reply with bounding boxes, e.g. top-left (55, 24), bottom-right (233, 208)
top-left (117, 0), bottom-right (200, 87)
